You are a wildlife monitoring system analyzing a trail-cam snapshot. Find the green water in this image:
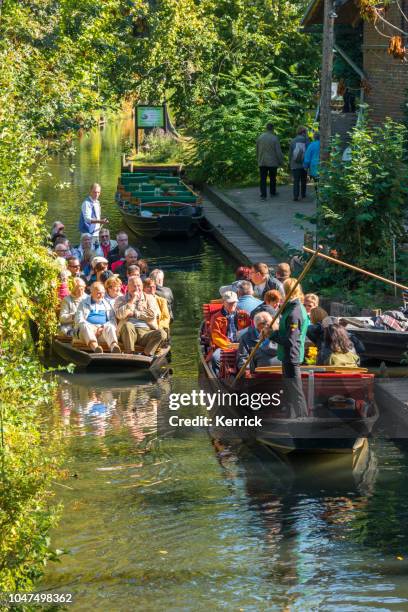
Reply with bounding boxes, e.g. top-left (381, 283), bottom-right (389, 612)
top-left (39, 119), bottom-right (408, 611)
